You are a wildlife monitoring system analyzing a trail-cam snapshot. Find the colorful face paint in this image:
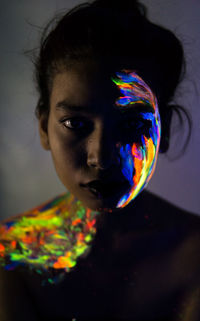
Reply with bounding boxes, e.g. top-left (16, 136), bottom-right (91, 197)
top-left (0, 193), bottom-right (99, 284)
top-left (111, 70), bottom-right (161, 208)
